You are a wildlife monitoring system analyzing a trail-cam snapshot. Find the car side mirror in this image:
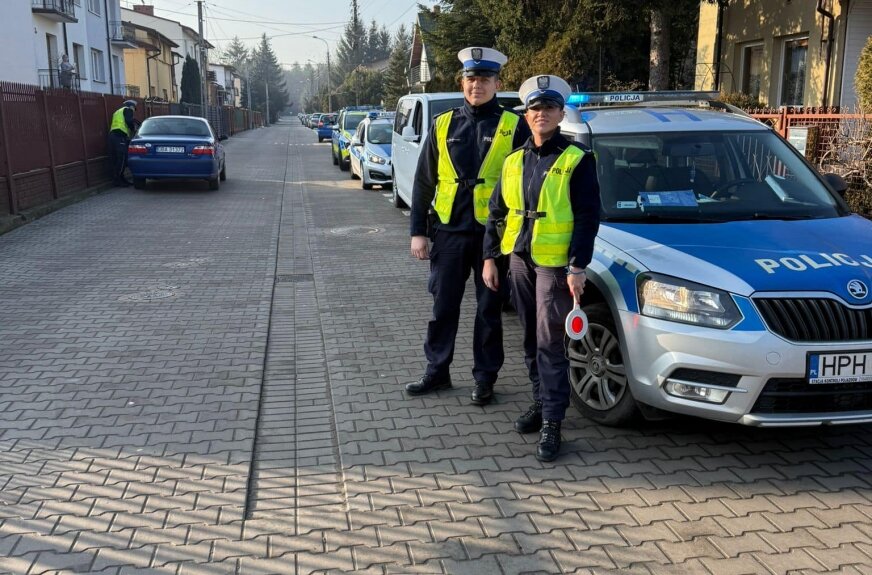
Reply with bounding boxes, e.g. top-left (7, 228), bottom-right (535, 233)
top-left (401, 125), bottom-right (420, 143)
top-left (218, 134), bottom-right (228, 141)
top-left (821, 172), bottom-right (848, 197)
top-left (331, 124), bottom-right (339, 131)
